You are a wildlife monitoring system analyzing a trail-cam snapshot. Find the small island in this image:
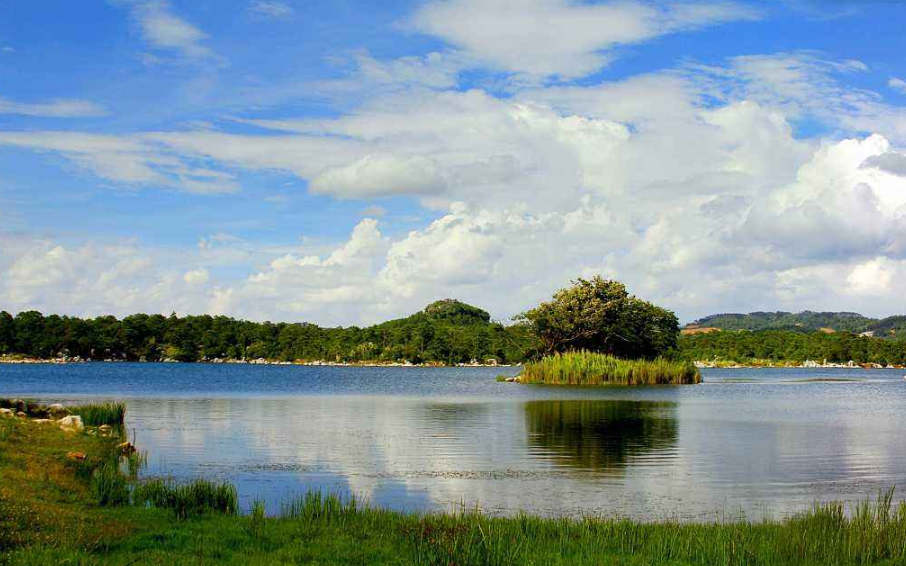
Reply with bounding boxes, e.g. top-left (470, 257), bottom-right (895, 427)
top-left (501, 277), bottom-right (701, 385)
